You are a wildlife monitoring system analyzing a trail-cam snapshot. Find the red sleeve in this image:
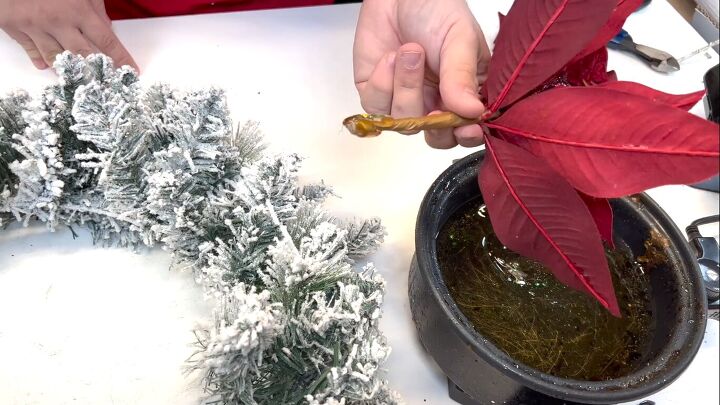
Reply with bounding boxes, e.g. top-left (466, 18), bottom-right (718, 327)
top-left (105, 0), bottom-right (335, 20)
